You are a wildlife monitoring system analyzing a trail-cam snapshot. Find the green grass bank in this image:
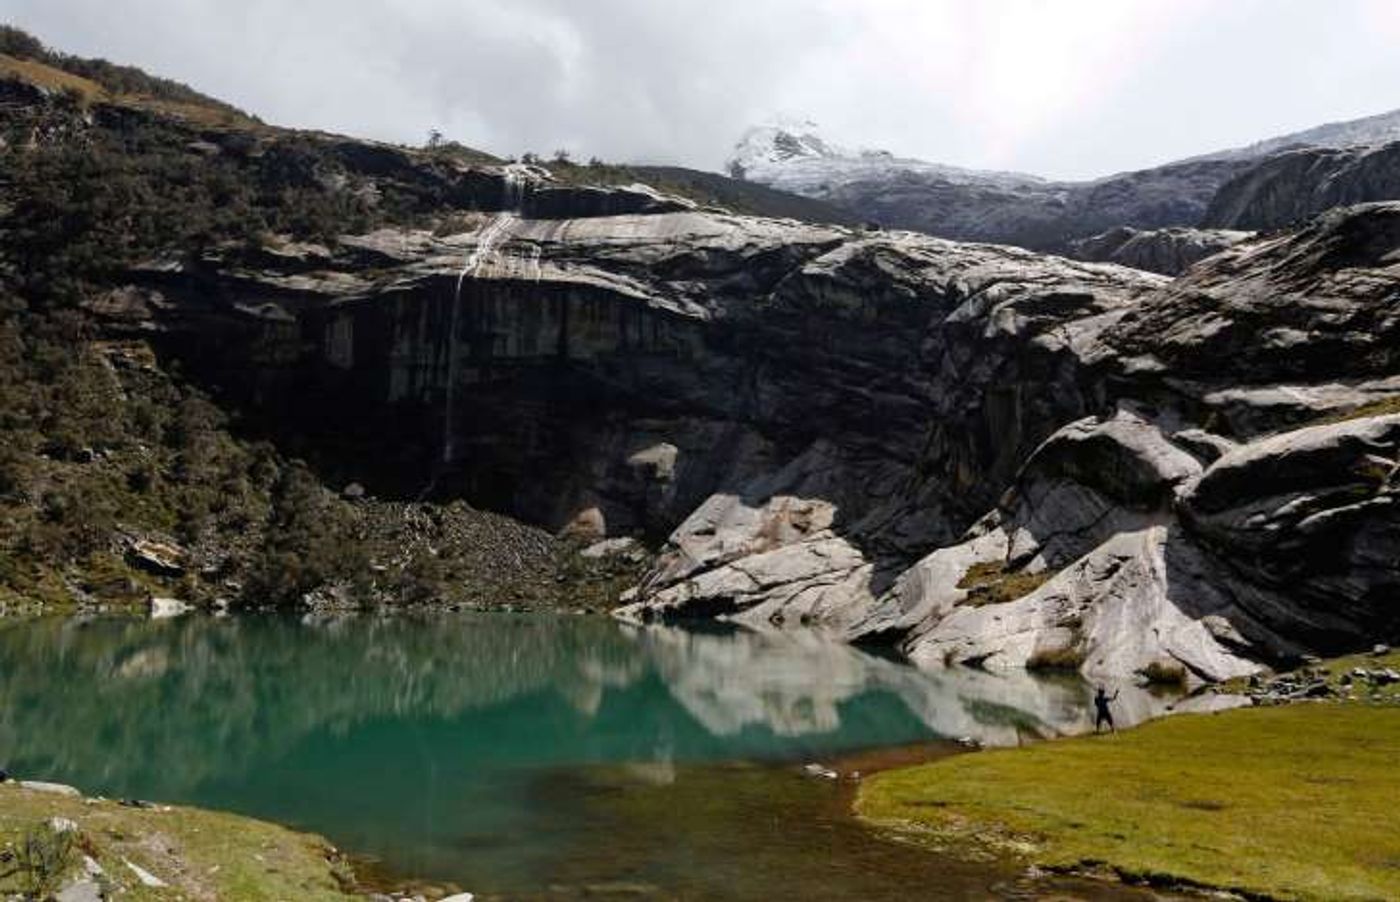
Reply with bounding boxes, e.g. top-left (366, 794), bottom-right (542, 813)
top-left (858, 703), bottom-right (1400, 901)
